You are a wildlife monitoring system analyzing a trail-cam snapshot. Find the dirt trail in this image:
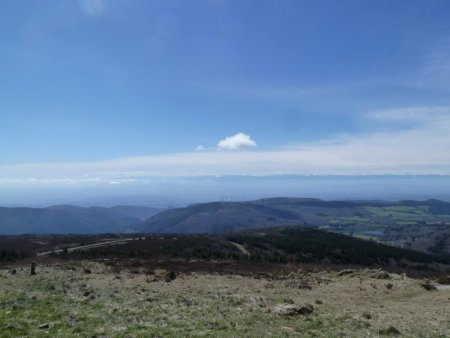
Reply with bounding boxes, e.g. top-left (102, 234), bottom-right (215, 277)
top-left (228, 241), bottom-right (250, 256)
top-left (37, 238), bottom-right (134, 256)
